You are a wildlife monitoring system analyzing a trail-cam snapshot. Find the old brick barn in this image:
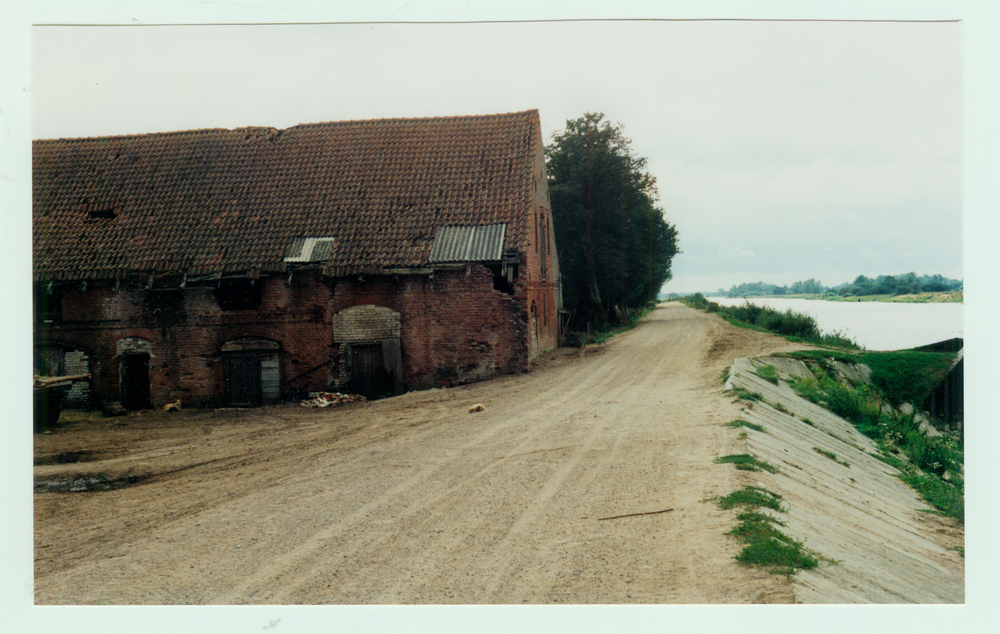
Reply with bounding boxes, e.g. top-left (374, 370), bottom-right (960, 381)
top-left (33, 110), bottom-right (561, 409)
